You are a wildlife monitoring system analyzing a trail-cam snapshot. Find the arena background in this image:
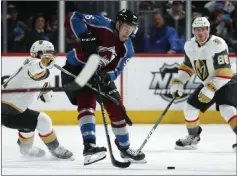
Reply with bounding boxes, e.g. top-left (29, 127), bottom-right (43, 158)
top-left (1, 1), bottom-right (237, 125)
